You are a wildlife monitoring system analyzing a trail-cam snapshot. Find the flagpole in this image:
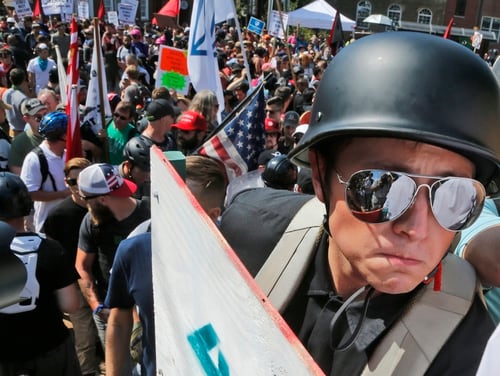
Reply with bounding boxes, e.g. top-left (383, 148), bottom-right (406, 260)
top-left (93, 17), bottom-right (109, 162)
top-left (274, 0), bottom-right (295, 83)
